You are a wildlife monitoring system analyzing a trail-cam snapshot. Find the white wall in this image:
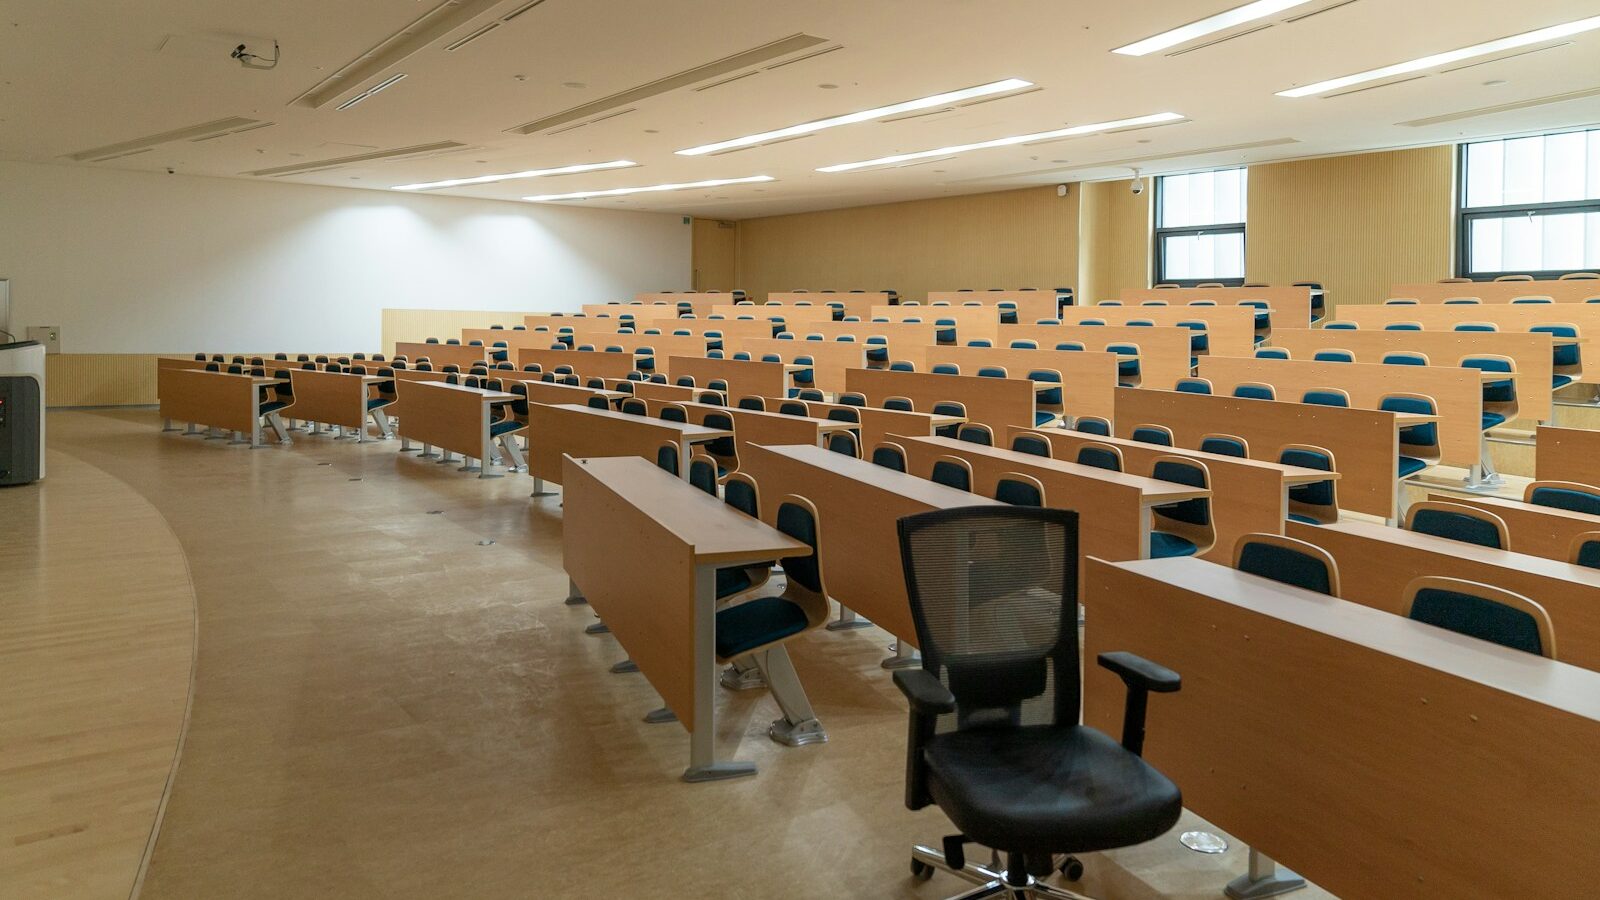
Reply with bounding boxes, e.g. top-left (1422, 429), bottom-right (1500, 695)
top-left (0, 159), bottom-right (691, 352)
